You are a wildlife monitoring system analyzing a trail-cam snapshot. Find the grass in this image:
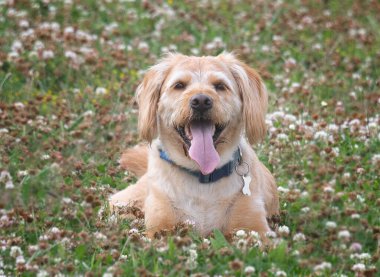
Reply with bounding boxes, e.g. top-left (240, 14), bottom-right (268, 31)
top-left (0, 0), bottom-right (379, 276)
